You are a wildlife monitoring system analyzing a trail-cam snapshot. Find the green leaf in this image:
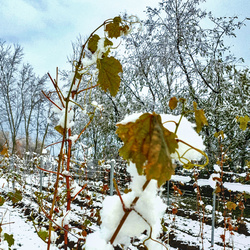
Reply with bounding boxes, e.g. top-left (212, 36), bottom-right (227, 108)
top-left (116, 112), bottom-right (178, 187)
top-left (193, 102), bottom-right (208, 133)
top-left (38, 230), bottom-right (49, 241)
top-left (4, 233), bottom-right (15, 248)
top-left (0, 196), bottom-right (5, 206)
top-left (7, 190), bottom-right (22, 204)
top-left (88, 34), bottom-right (100, 54)
top-left (97, 56), bottom-right (122, 96)
top-left (237, 115), bottom-right (249, 130)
